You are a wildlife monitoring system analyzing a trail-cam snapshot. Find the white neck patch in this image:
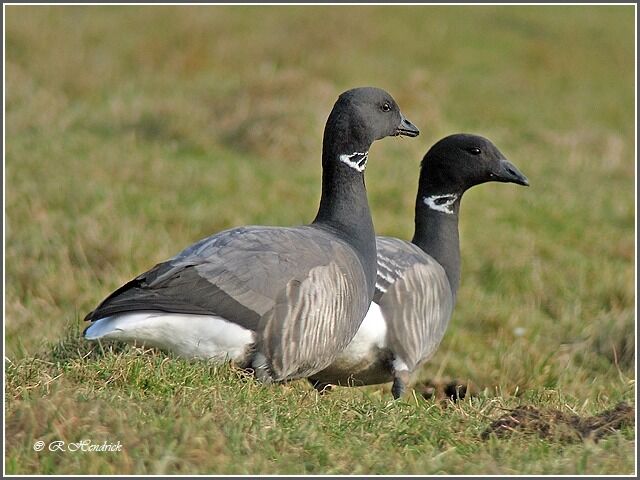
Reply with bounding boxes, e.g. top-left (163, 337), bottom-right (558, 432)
top-left (339, 151), bottom-right (369, 172)
top-left (423, 194), bottom-right (459, 215)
